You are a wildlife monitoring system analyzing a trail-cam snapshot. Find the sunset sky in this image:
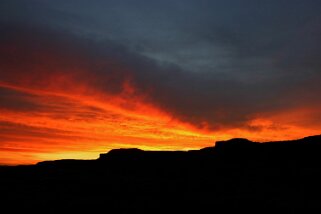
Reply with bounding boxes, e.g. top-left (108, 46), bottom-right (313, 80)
top-left (1, 0), bottom-right (321, 165)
